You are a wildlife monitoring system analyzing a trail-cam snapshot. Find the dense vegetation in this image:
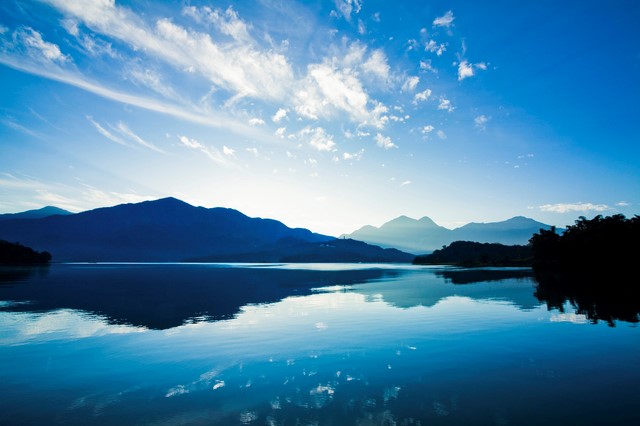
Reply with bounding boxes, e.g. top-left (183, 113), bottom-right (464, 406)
top-left (413, 241), bottom-right (532, 267)
top-left (530, 214), bottom-right (640, 325)
top-left (529, 214), bottom-right (639, 279)
top-left (0, 240), bottom-right (51, 264)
